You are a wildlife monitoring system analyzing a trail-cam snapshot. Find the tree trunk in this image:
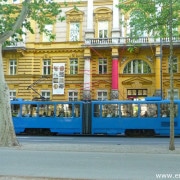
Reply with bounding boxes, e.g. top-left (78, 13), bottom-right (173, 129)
top-left (169, 0), bottom-right (175, 151)
top-left (0, 44), bottom-right (19, 147)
